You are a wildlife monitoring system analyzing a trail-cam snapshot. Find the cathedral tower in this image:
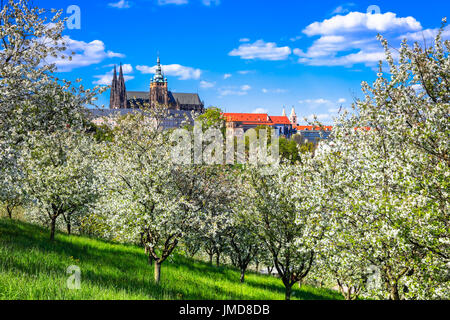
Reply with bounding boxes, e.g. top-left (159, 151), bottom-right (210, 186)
top-left (110, 64), bottom-right (127, 109)
top-left (150, 57), bottom-right (169, 108)
top-left (118, 64), bottom-right (127, 108)
top-left (109, 65), bottom-right (118, 109)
